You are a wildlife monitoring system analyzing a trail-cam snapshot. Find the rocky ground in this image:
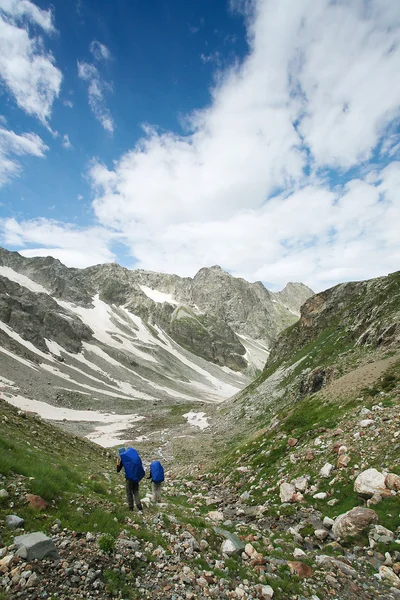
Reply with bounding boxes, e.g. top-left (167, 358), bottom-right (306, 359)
top-left (1, 372), bottom-right (400, 599)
